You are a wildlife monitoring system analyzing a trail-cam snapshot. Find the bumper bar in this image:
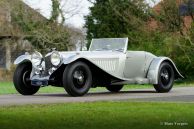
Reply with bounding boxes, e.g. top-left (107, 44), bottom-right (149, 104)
top-left (31, 75), bottom-right (50, 86)
top-left (31, 79), bottom-right (48, 86)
